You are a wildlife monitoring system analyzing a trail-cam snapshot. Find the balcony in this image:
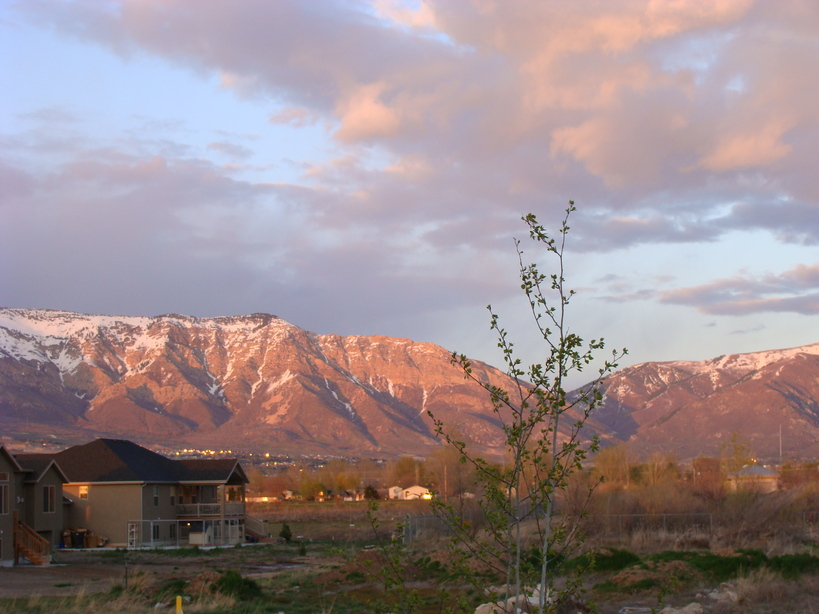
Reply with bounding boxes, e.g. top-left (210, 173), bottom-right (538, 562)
top-left (176, 502), bottom-right (245, 518)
